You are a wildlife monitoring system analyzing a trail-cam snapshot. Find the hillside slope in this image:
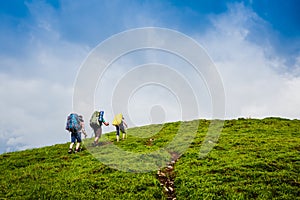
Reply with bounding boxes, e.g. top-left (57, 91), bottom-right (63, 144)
top-left (0, 118), bottom-right (299, 199)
